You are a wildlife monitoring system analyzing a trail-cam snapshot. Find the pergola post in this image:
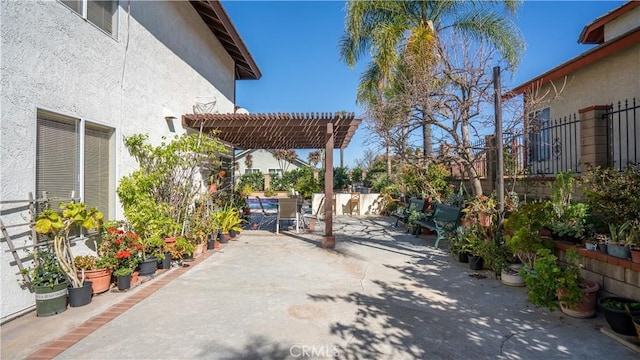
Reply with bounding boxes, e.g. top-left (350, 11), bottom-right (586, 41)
top-left (323, 122), bottom-right (335, 249)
